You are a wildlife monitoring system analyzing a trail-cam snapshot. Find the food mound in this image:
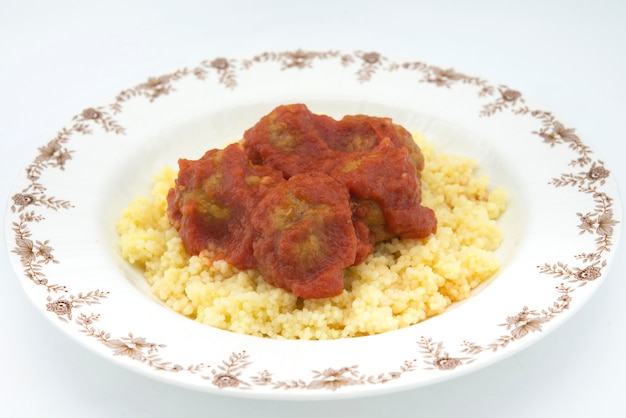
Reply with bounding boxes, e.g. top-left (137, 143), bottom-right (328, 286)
top-left (166, 104), bottom-right (436, 299)
top-left (117, 106), bottom-right (507, 340)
